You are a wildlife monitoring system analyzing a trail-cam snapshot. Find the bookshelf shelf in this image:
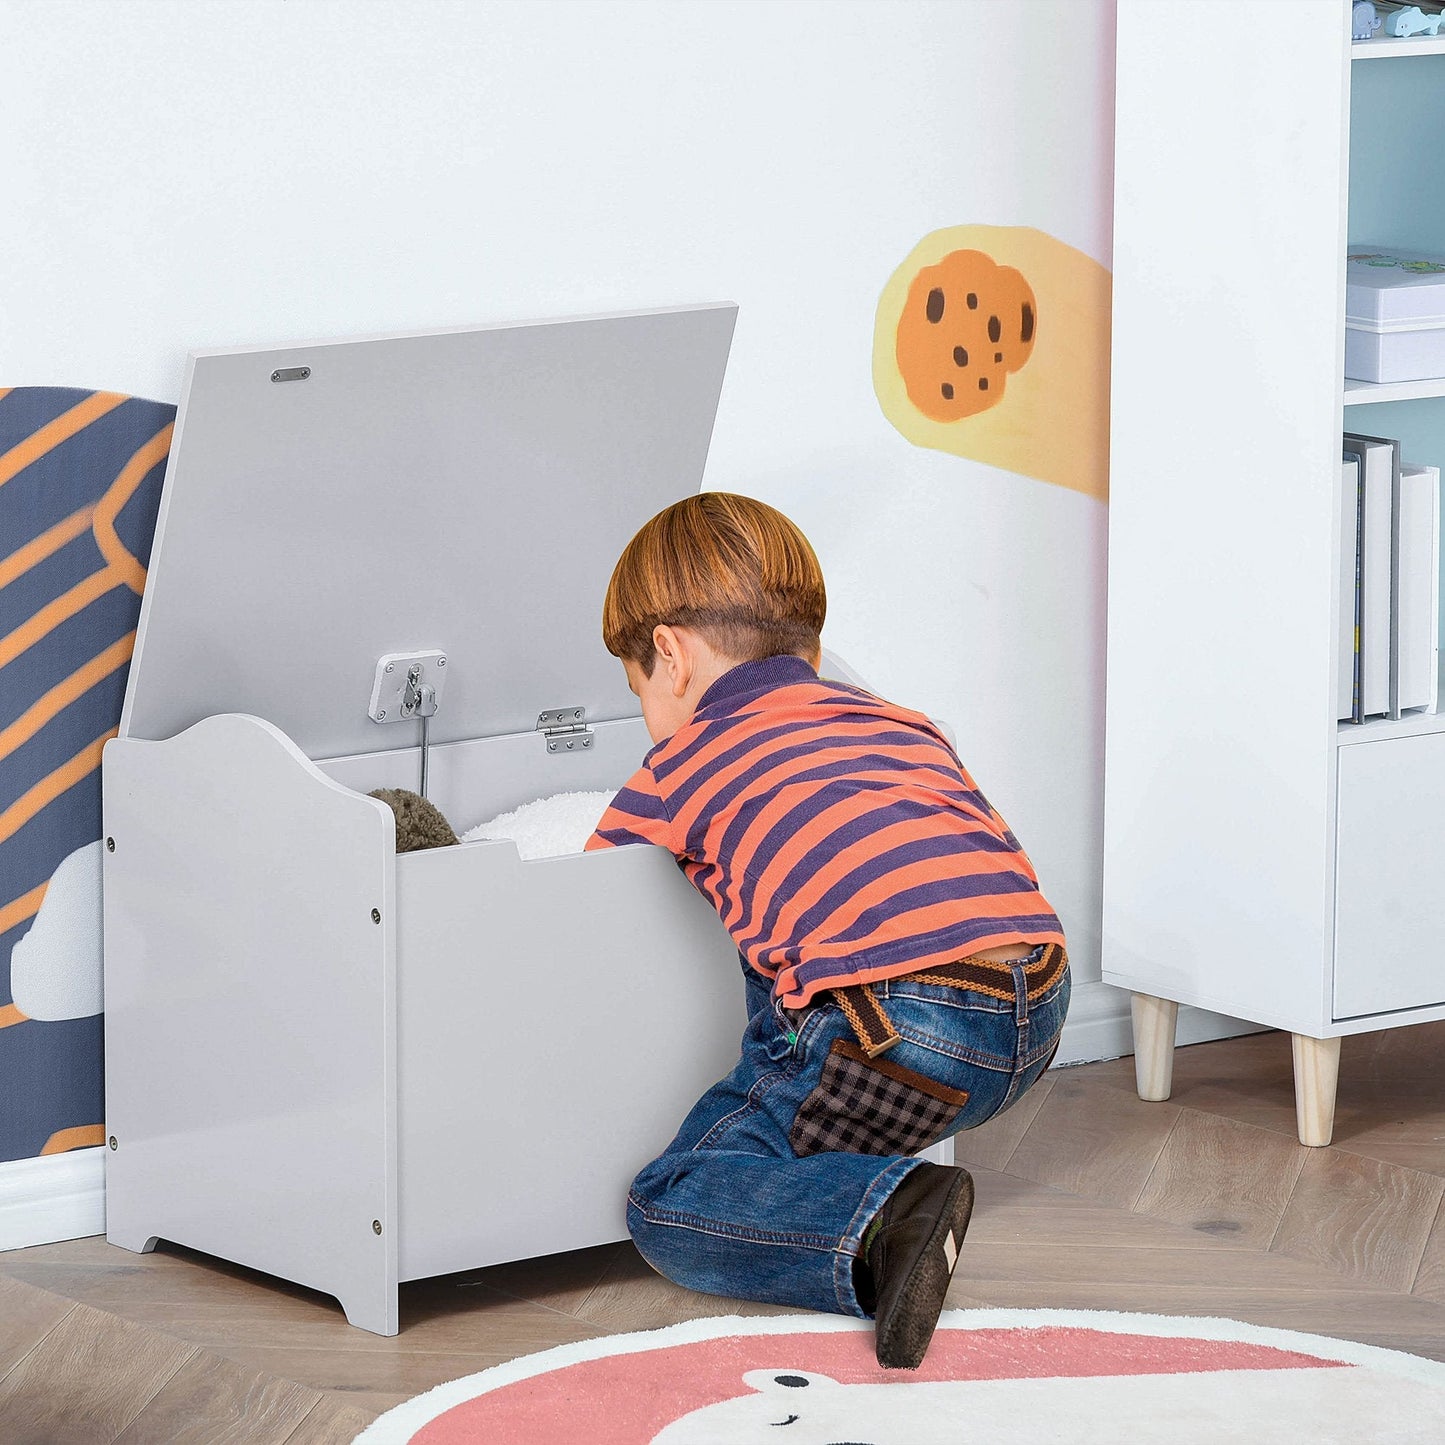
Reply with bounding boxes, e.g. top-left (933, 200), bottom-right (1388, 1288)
top-left (1337, 700), bottom-right (1445, 745)
top-left (1105, 0), bottom-right (1445, 1150)
top-left (1352, 34), bottom-right (1445, 60)
top-left (1343, 376), bottom-right (1445, 405)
